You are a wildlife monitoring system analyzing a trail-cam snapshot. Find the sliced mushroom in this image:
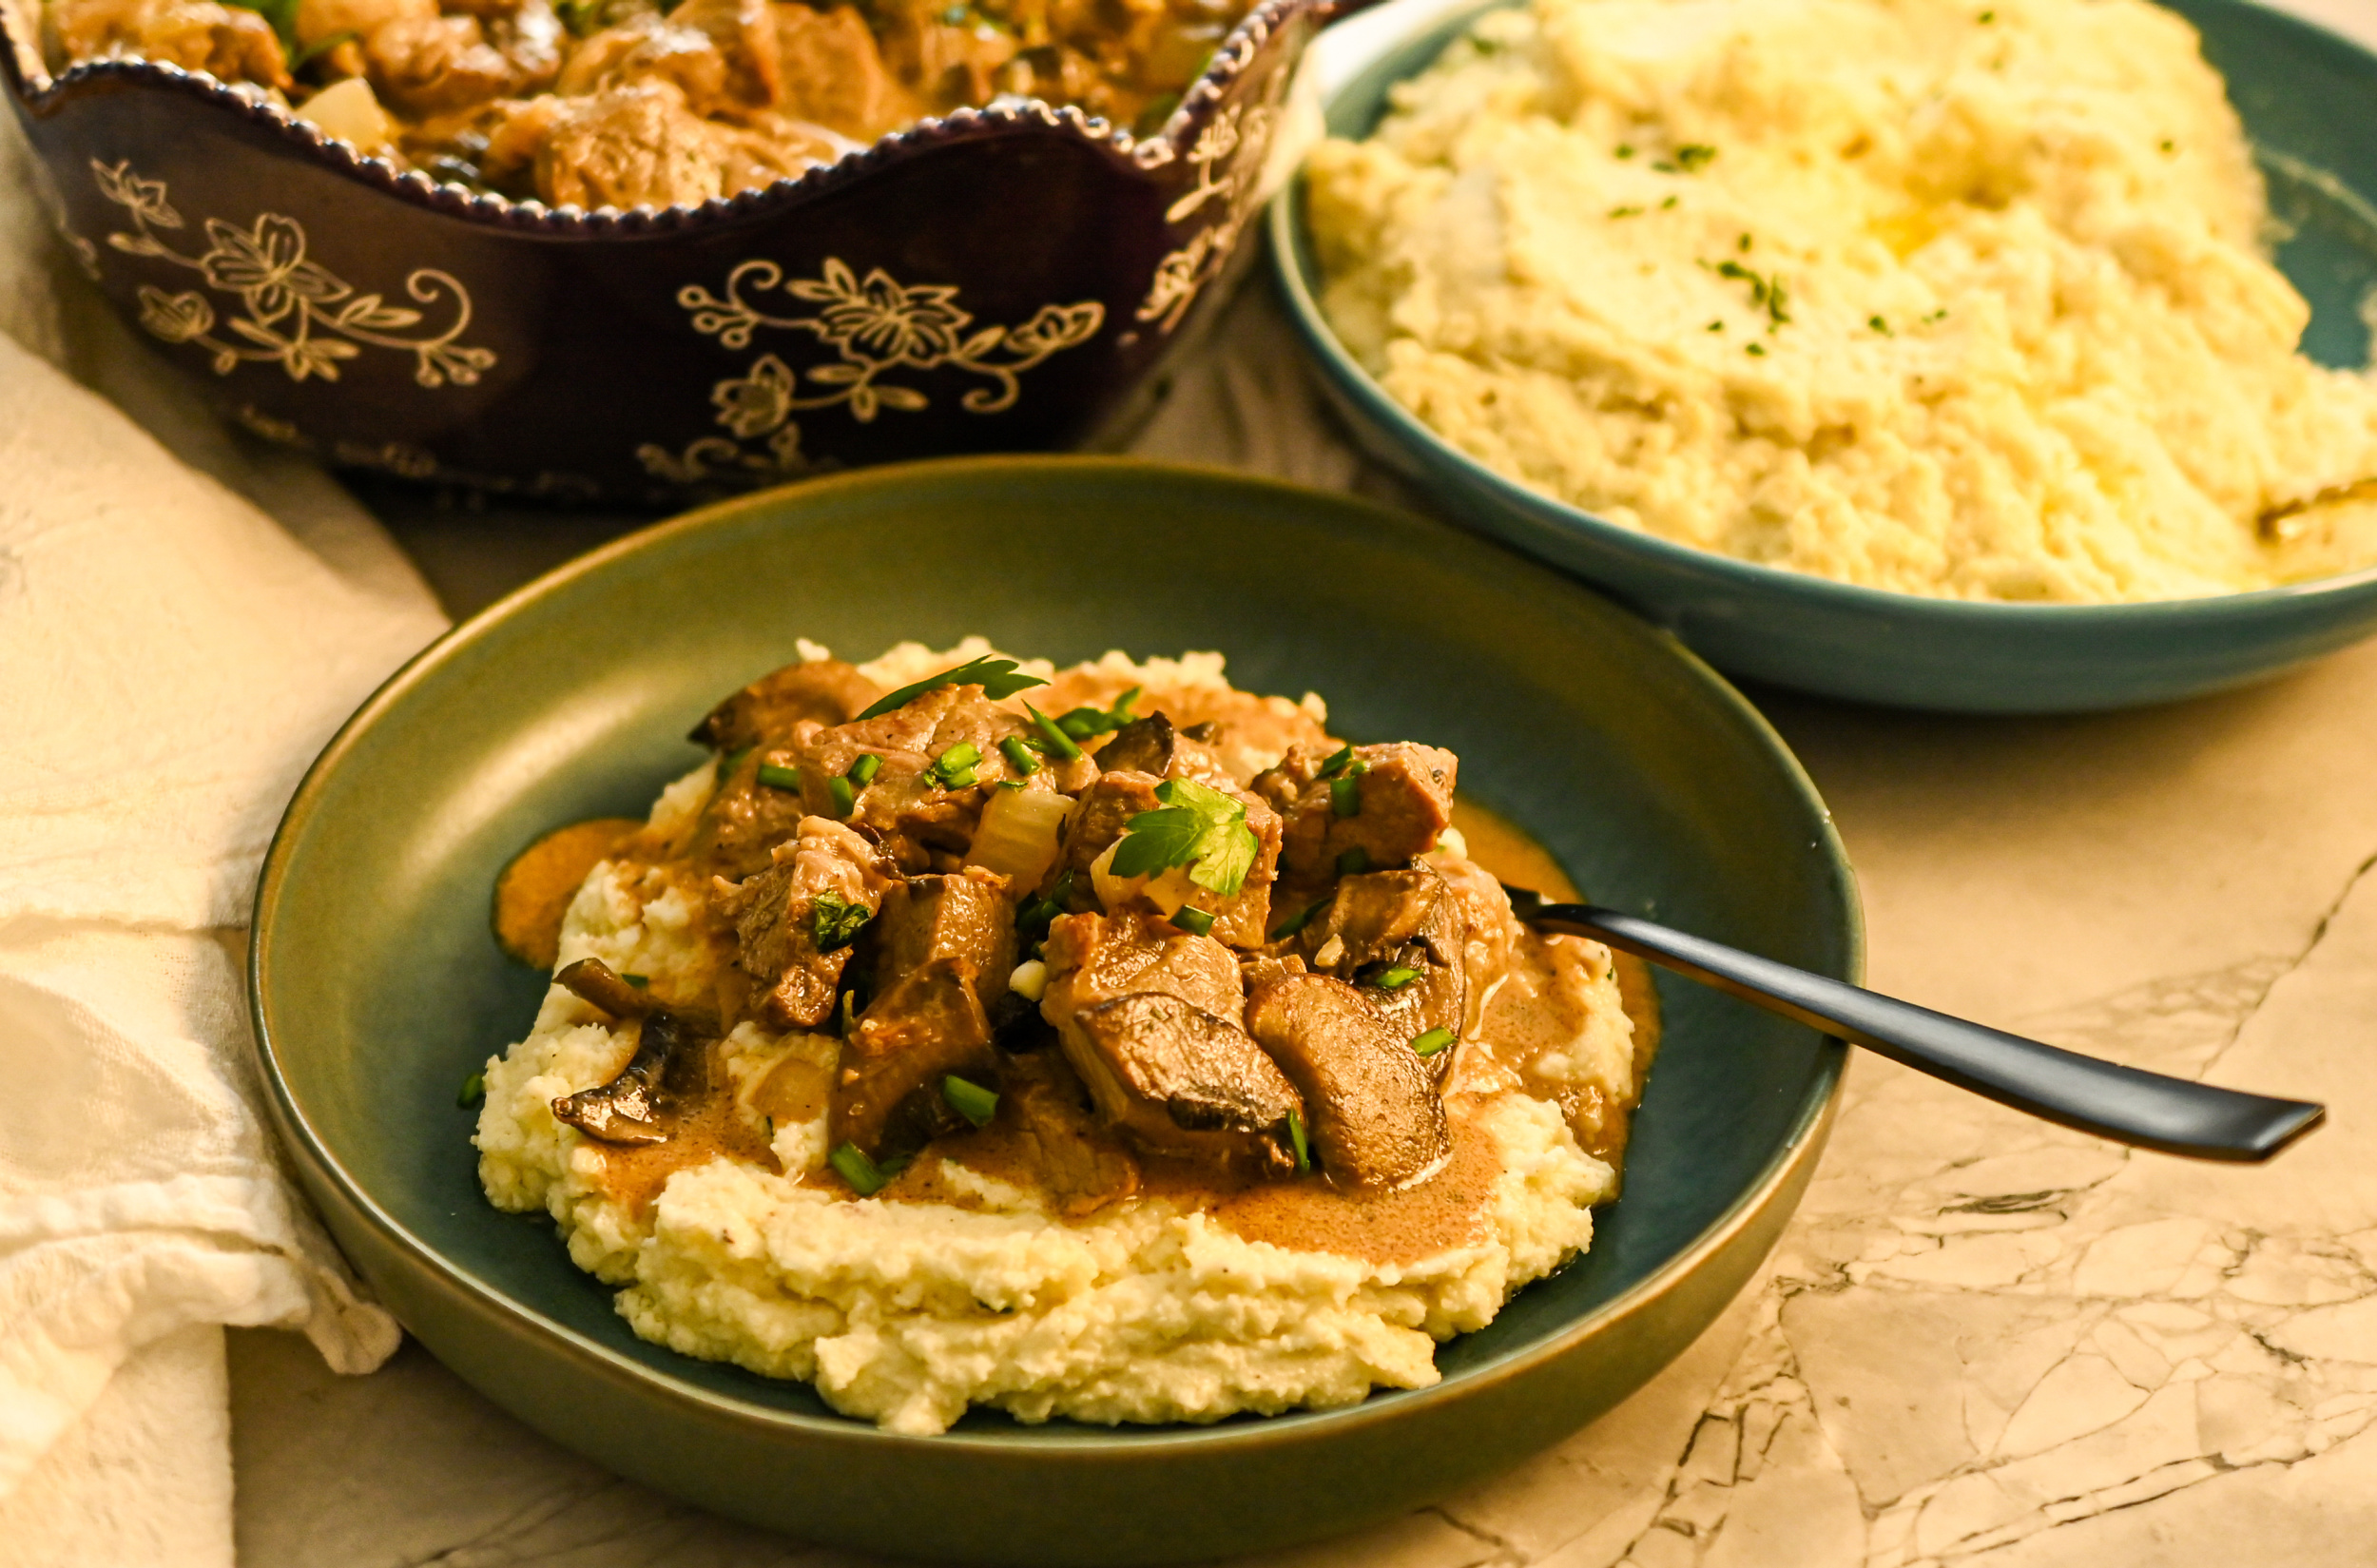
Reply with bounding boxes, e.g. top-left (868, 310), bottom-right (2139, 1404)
top-left (1094, 713), bottom-right (1237, 788)
top-left (1243, 972), bottom-right (1449, 1191)
top-left (550, 960), bottom-right (709, 1147)
top-left (1067, 992), bottom-right (1303, 1176)
top-left (1295, 865), bottom-right (1468, 1085)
